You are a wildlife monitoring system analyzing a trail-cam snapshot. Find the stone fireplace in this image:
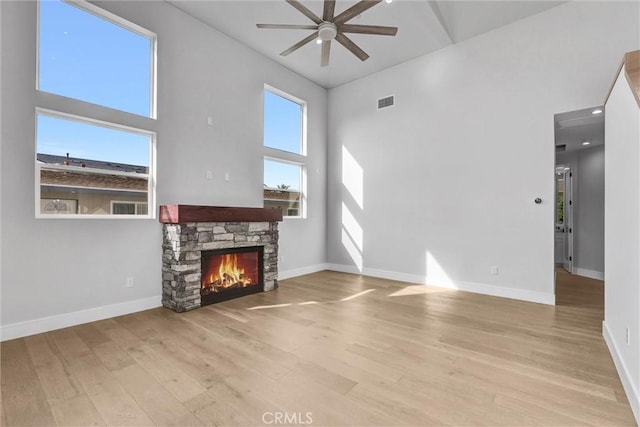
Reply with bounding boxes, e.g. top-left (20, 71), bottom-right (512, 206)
top-left (160, 205), bottom-right (282, 312)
